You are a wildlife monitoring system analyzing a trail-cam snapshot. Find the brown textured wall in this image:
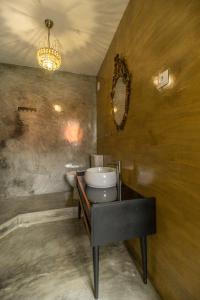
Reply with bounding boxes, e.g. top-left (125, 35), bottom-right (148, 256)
top-left (97, 1), bottom-right (200, 300)
top-left (0, 63), bottom-right (96, 197)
